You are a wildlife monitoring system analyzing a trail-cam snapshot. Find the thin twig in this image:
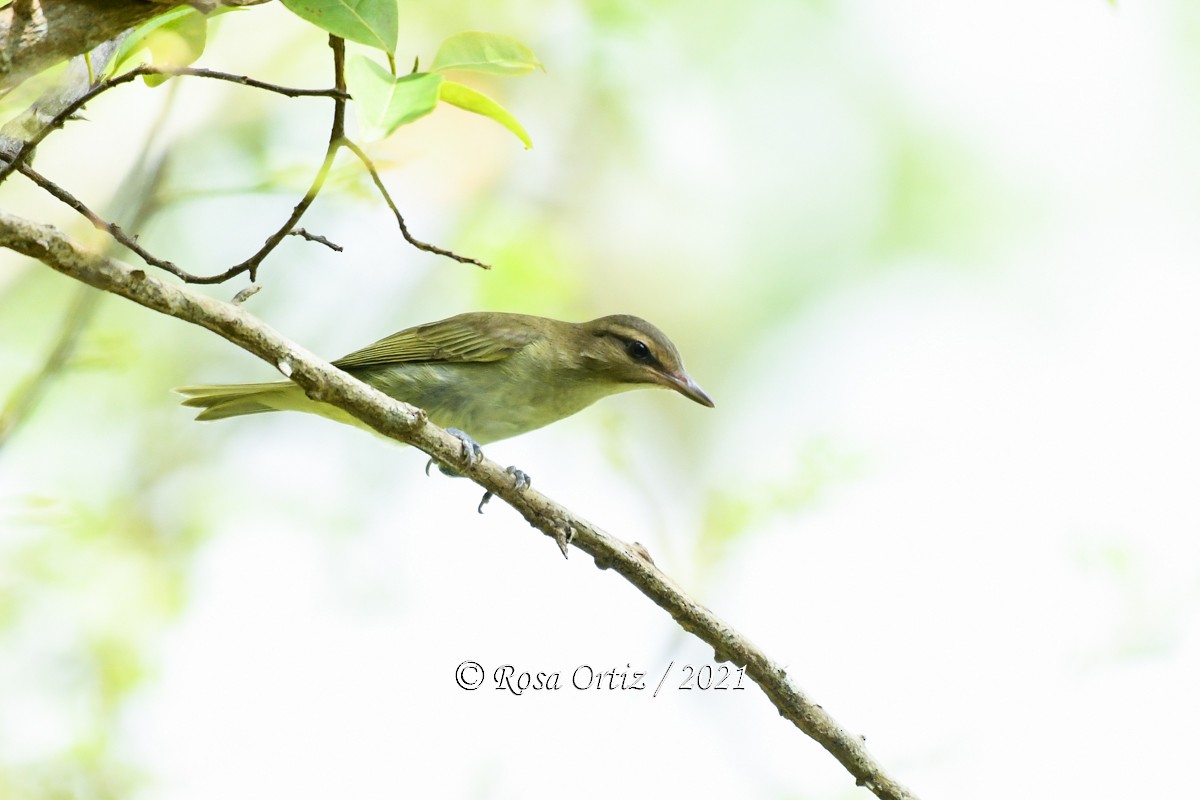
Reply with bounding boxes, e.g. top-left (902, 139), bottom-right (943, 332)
top-left (147, 66), bottom-right (350, 100)
top-left (1, 53), bottom-right (351, 284)
top-left (14, 160), bottom-right (193, 279)
top-left (287, 228), bottom-right (343, 252)
top-left (213, 35), bottom-right (350, 284)
top-left (0, 64), bottom-right (346, 186)
top-left (341, 138), bottom-right (492, 270)
top-left (3, 48), bottom-right (490, 280)
top-left (202, 144), bottom-right (340, 284)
